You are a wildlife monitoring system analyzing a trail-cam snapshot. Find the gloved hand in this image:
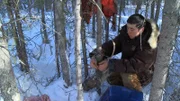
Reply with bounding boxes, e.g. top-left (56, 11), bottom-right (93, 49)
top-left (89, 47), bottom-right (108, 64)
top-left (89, 47), bottom-right (109, 71)
top-left (90, 57), bottom-right (109, 71)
